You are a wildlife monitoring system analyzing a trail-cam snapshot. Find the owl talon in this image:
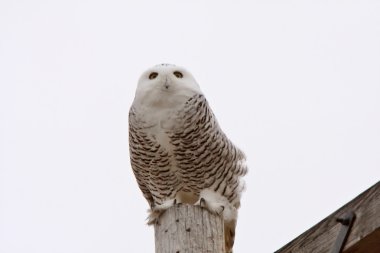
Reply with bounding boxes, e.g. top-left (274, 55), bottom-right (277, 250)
top-left (195, 193), bottom-right (227, 216)
top-left (200, 198), bottom-right (206, 208)
top-left (147, 210), bottom-right (162, 225)
top-left (147, 199), bottom-right (177, 225)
